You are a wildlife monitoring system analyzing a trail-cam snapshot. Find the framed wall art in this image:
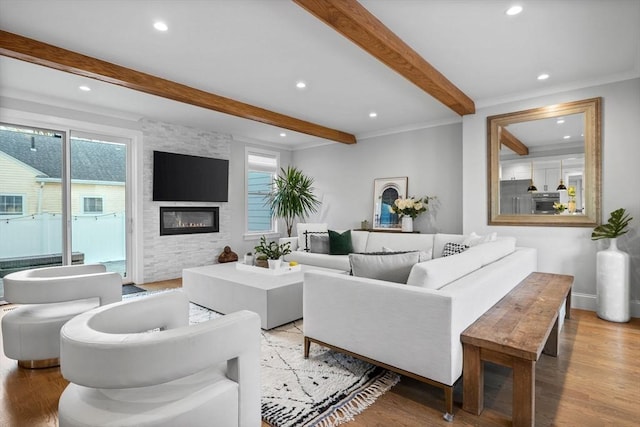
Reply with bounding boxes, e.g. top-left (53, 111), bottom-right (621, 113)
top-left (372, 177), bottom-right (407, 230)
